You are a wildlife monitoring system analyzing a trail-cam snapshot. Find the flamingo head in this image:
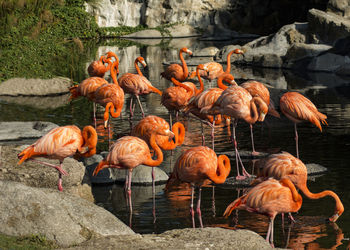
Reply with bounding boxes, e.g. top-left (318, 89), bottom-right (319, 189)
top-left (106, 51), bottom-right (118, 60)
top-left (137, 56), bottom-right (147, 68)
top-left (182, 47), bottom-right (193, 56)
top-left (234, 48), bottom-right (244, 55)
top-left (224, 74), bottom-right (237, 86)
